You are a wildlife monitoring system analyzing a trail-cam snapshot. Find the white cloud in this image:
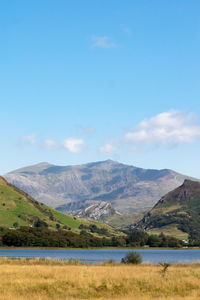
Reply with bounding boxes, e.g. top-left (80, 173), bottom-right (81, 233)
top-left (43, 138), bottom-right (56, 148)
top-left (91, 36), bottom-right (116, 48)
top-left (63, 138), bottom-right (85, 153)
top-left (125, 111), bottom-right (200, 146)
top-left (22, 135), bottom-right (37, 145)
top-left (100, 143), bottom-right (116, 154)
